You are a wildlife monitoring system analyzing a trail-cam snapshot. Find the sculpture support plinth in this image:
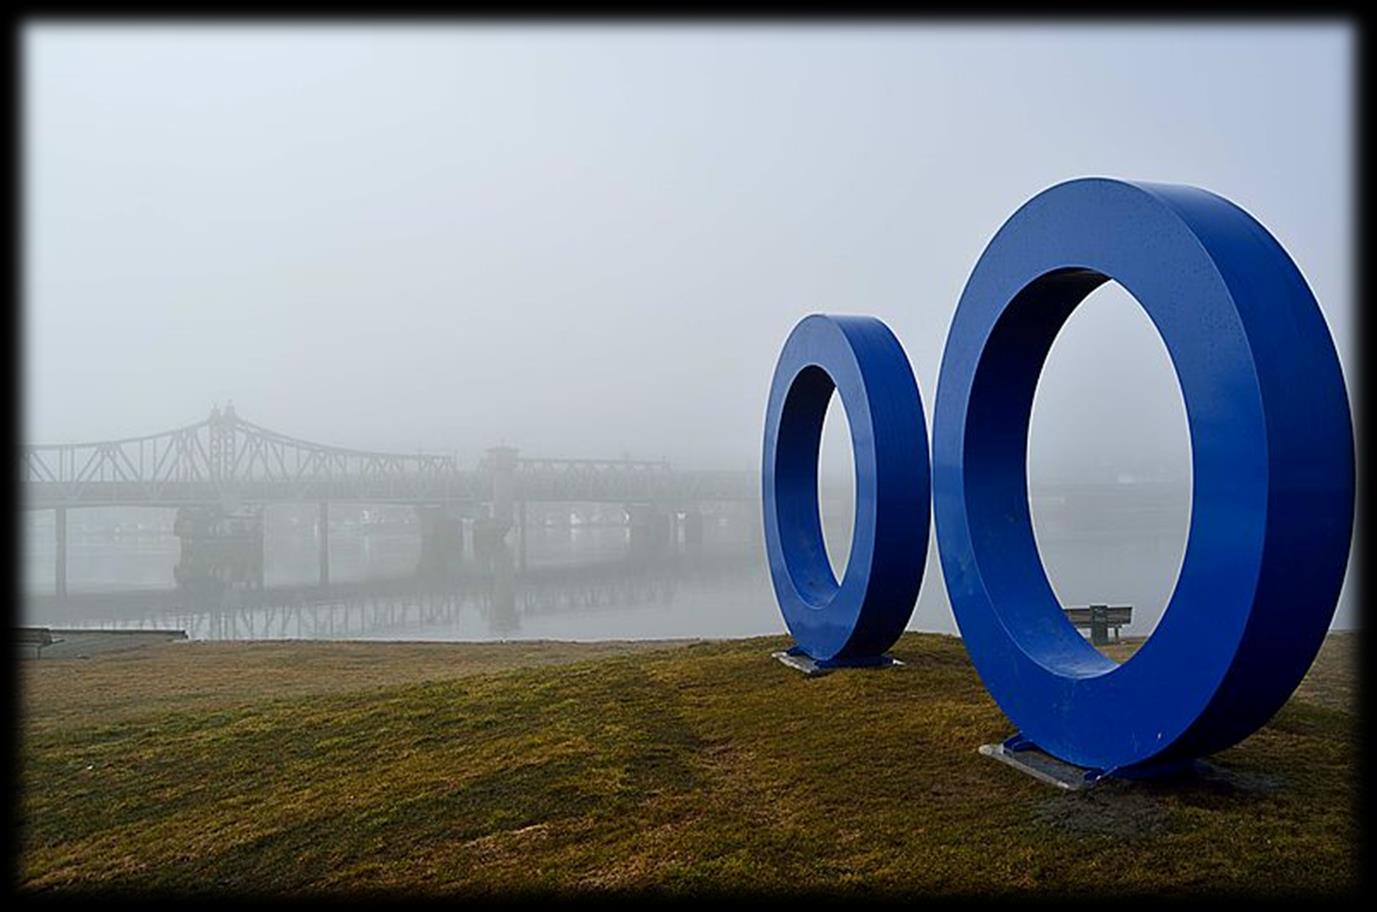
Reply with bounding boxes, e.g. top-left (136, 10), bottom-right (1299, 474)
top-left (771, 645), bottom-right (904, 677)
top-left (980, 733), bottom-right (1206, 790)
